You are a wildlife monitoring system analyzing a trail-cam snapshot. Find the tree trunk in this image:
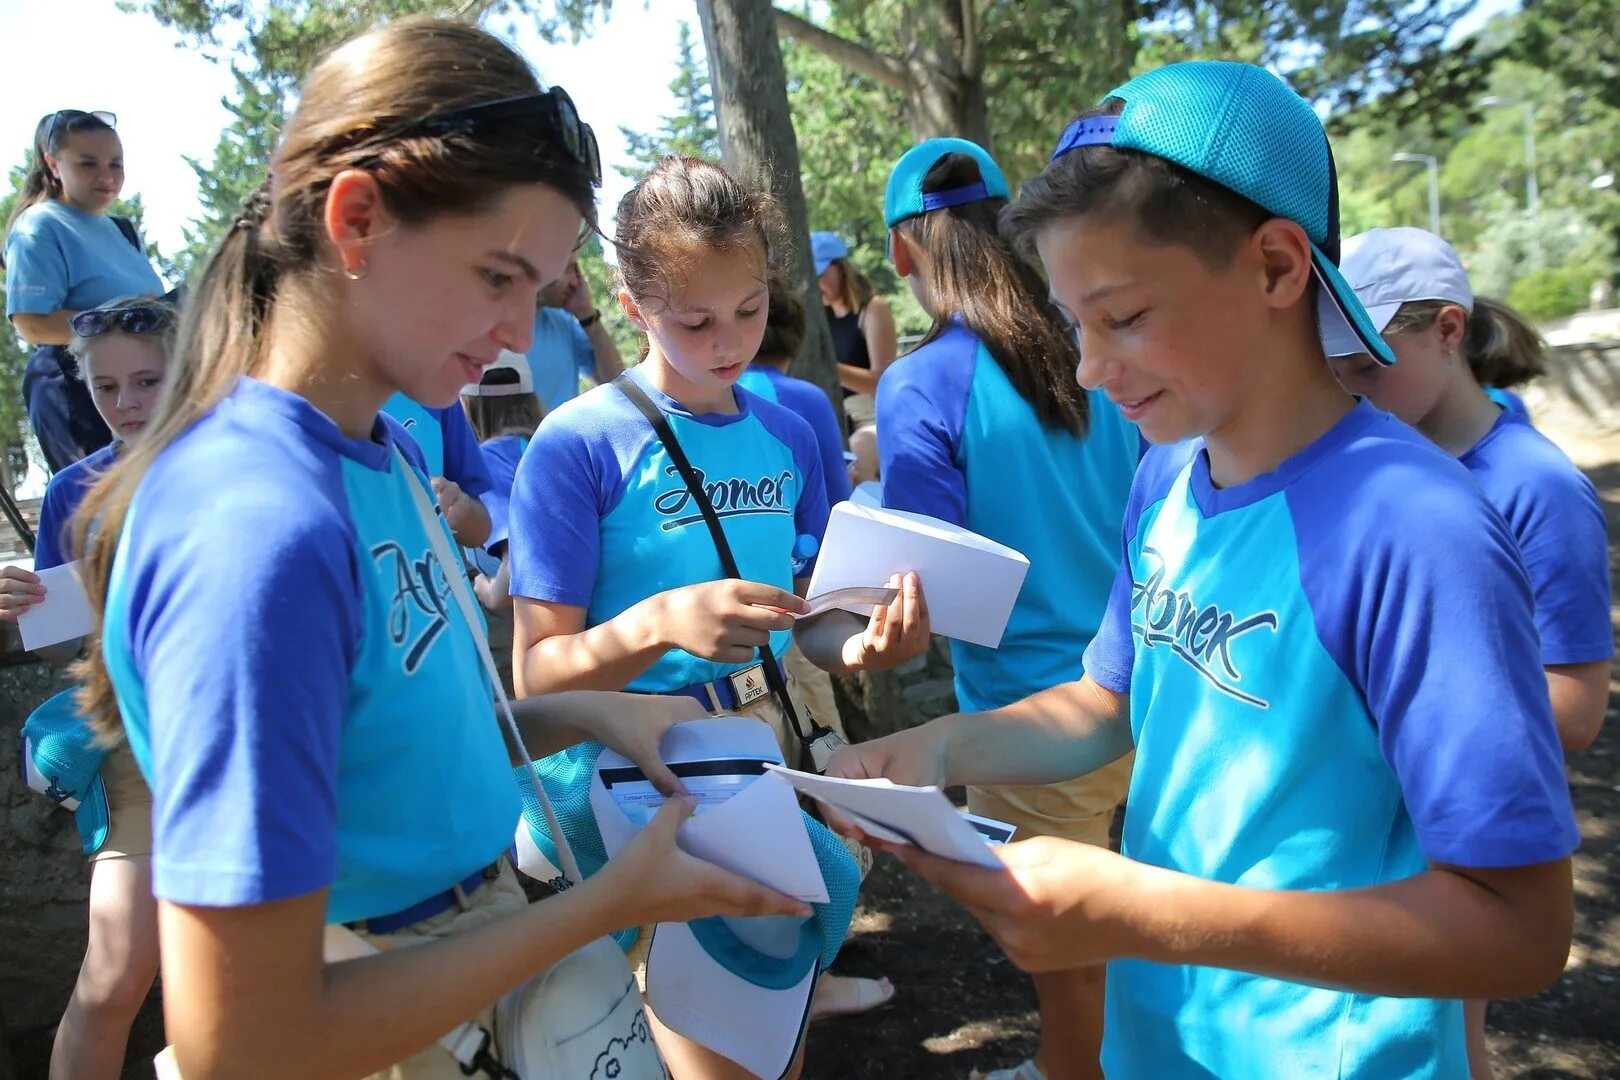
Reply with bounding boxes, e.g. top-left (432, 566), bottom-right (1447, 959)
top-left (696, 0), bottom-right (846, 424)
